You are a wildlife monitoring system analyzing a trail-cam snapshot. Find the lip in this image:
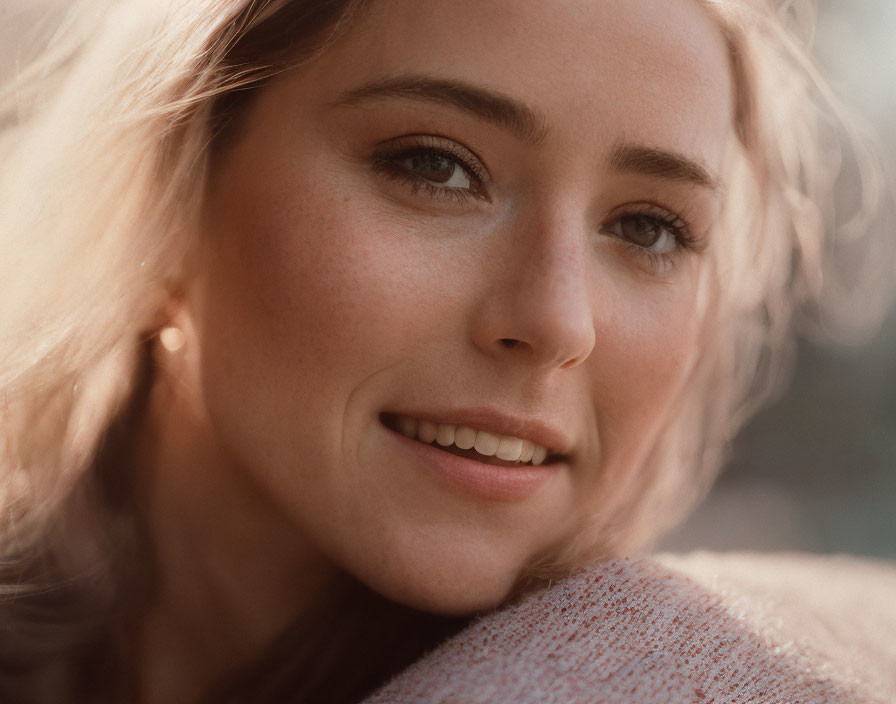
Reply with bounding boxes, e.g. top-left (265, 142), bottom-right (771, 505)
top-left (383, 421), bottom-right (564, 502)
top-left (381, 406), bottom-right (574, 458)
